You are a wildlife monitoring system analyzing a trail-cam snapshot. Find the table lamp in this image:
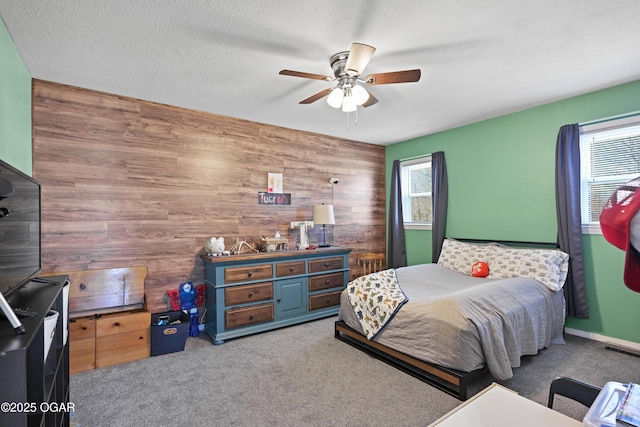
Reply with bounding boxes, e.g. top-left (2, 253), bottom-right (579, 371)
top-left (313, 204), bottom-right (335, 247)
